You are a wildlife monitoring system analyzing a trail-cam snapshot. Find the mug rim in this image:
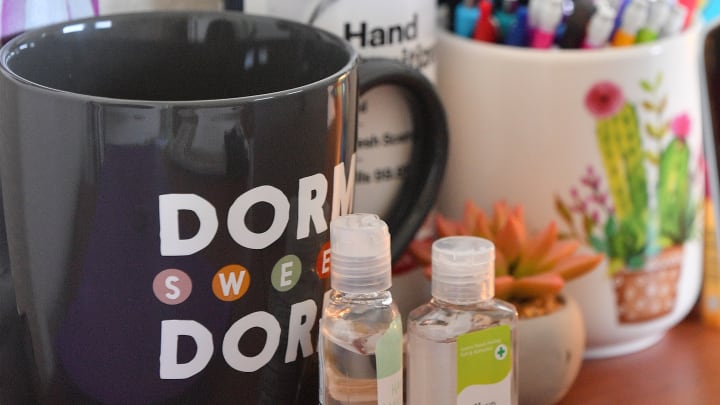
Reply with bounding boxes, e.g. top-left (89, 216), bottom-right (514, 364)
top-left (438, 21), bottom-right (701, 63)
top-left (0, 11), bottom-right (359, 106)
